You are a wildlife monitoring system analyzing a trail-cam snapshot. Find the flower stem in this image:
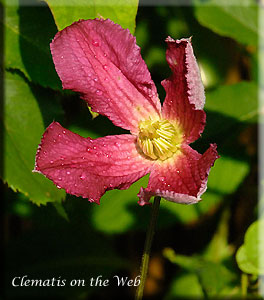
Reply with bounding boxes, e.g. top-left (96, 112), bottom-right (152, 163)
top-left (135, 196), bottom-right (161, 300)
